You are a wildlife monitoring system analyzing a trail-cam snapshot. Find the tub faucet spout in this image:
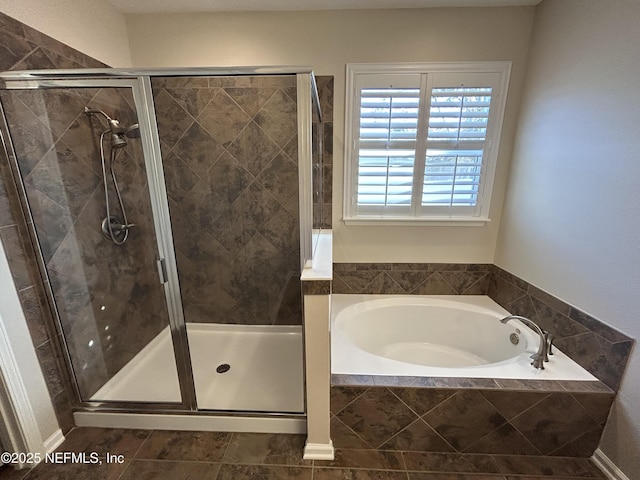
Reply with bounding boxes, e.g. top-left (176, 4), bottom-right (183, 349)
top-left (500, 315), bottom-right (548, 370)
